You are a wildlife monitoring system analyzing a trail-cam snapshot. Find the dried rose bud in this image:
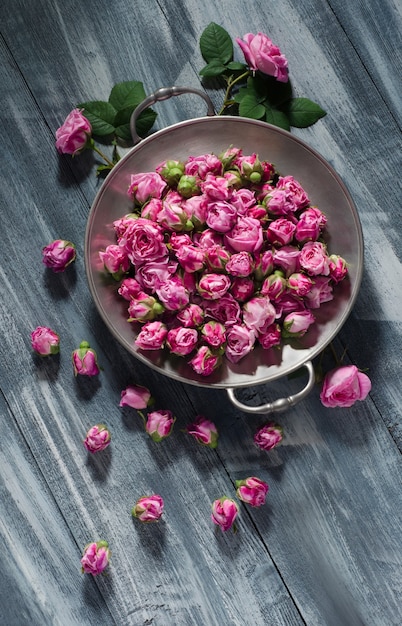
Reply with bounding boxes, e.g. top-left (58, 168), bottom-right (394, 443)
top-left (56, 108), bottom-right (92, 155)
top-left (81, 540), bottom-right (110, 575)
top-left (211, 497), bottom-right (238, 532)
top-left (30, 326), bottom-right (60, 356)
top-left (186, 415), bottom-right (218, 449)
top-left (235, 477), bottom-right (269, 507)
top-left (145, 410), bottom-right (175, 442)
top-left (254, 422), bottom-right (283, 452)
top-left (132, 495), bottom-right (164, 522)
top-left (72, 341), bottom-right (100, 376)
top-left (42, 239), bottom-right (76, 272)
top-left (83, 424), bottom-right (111, 453)
top-left (119, 385), bottom-right (153, 410)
